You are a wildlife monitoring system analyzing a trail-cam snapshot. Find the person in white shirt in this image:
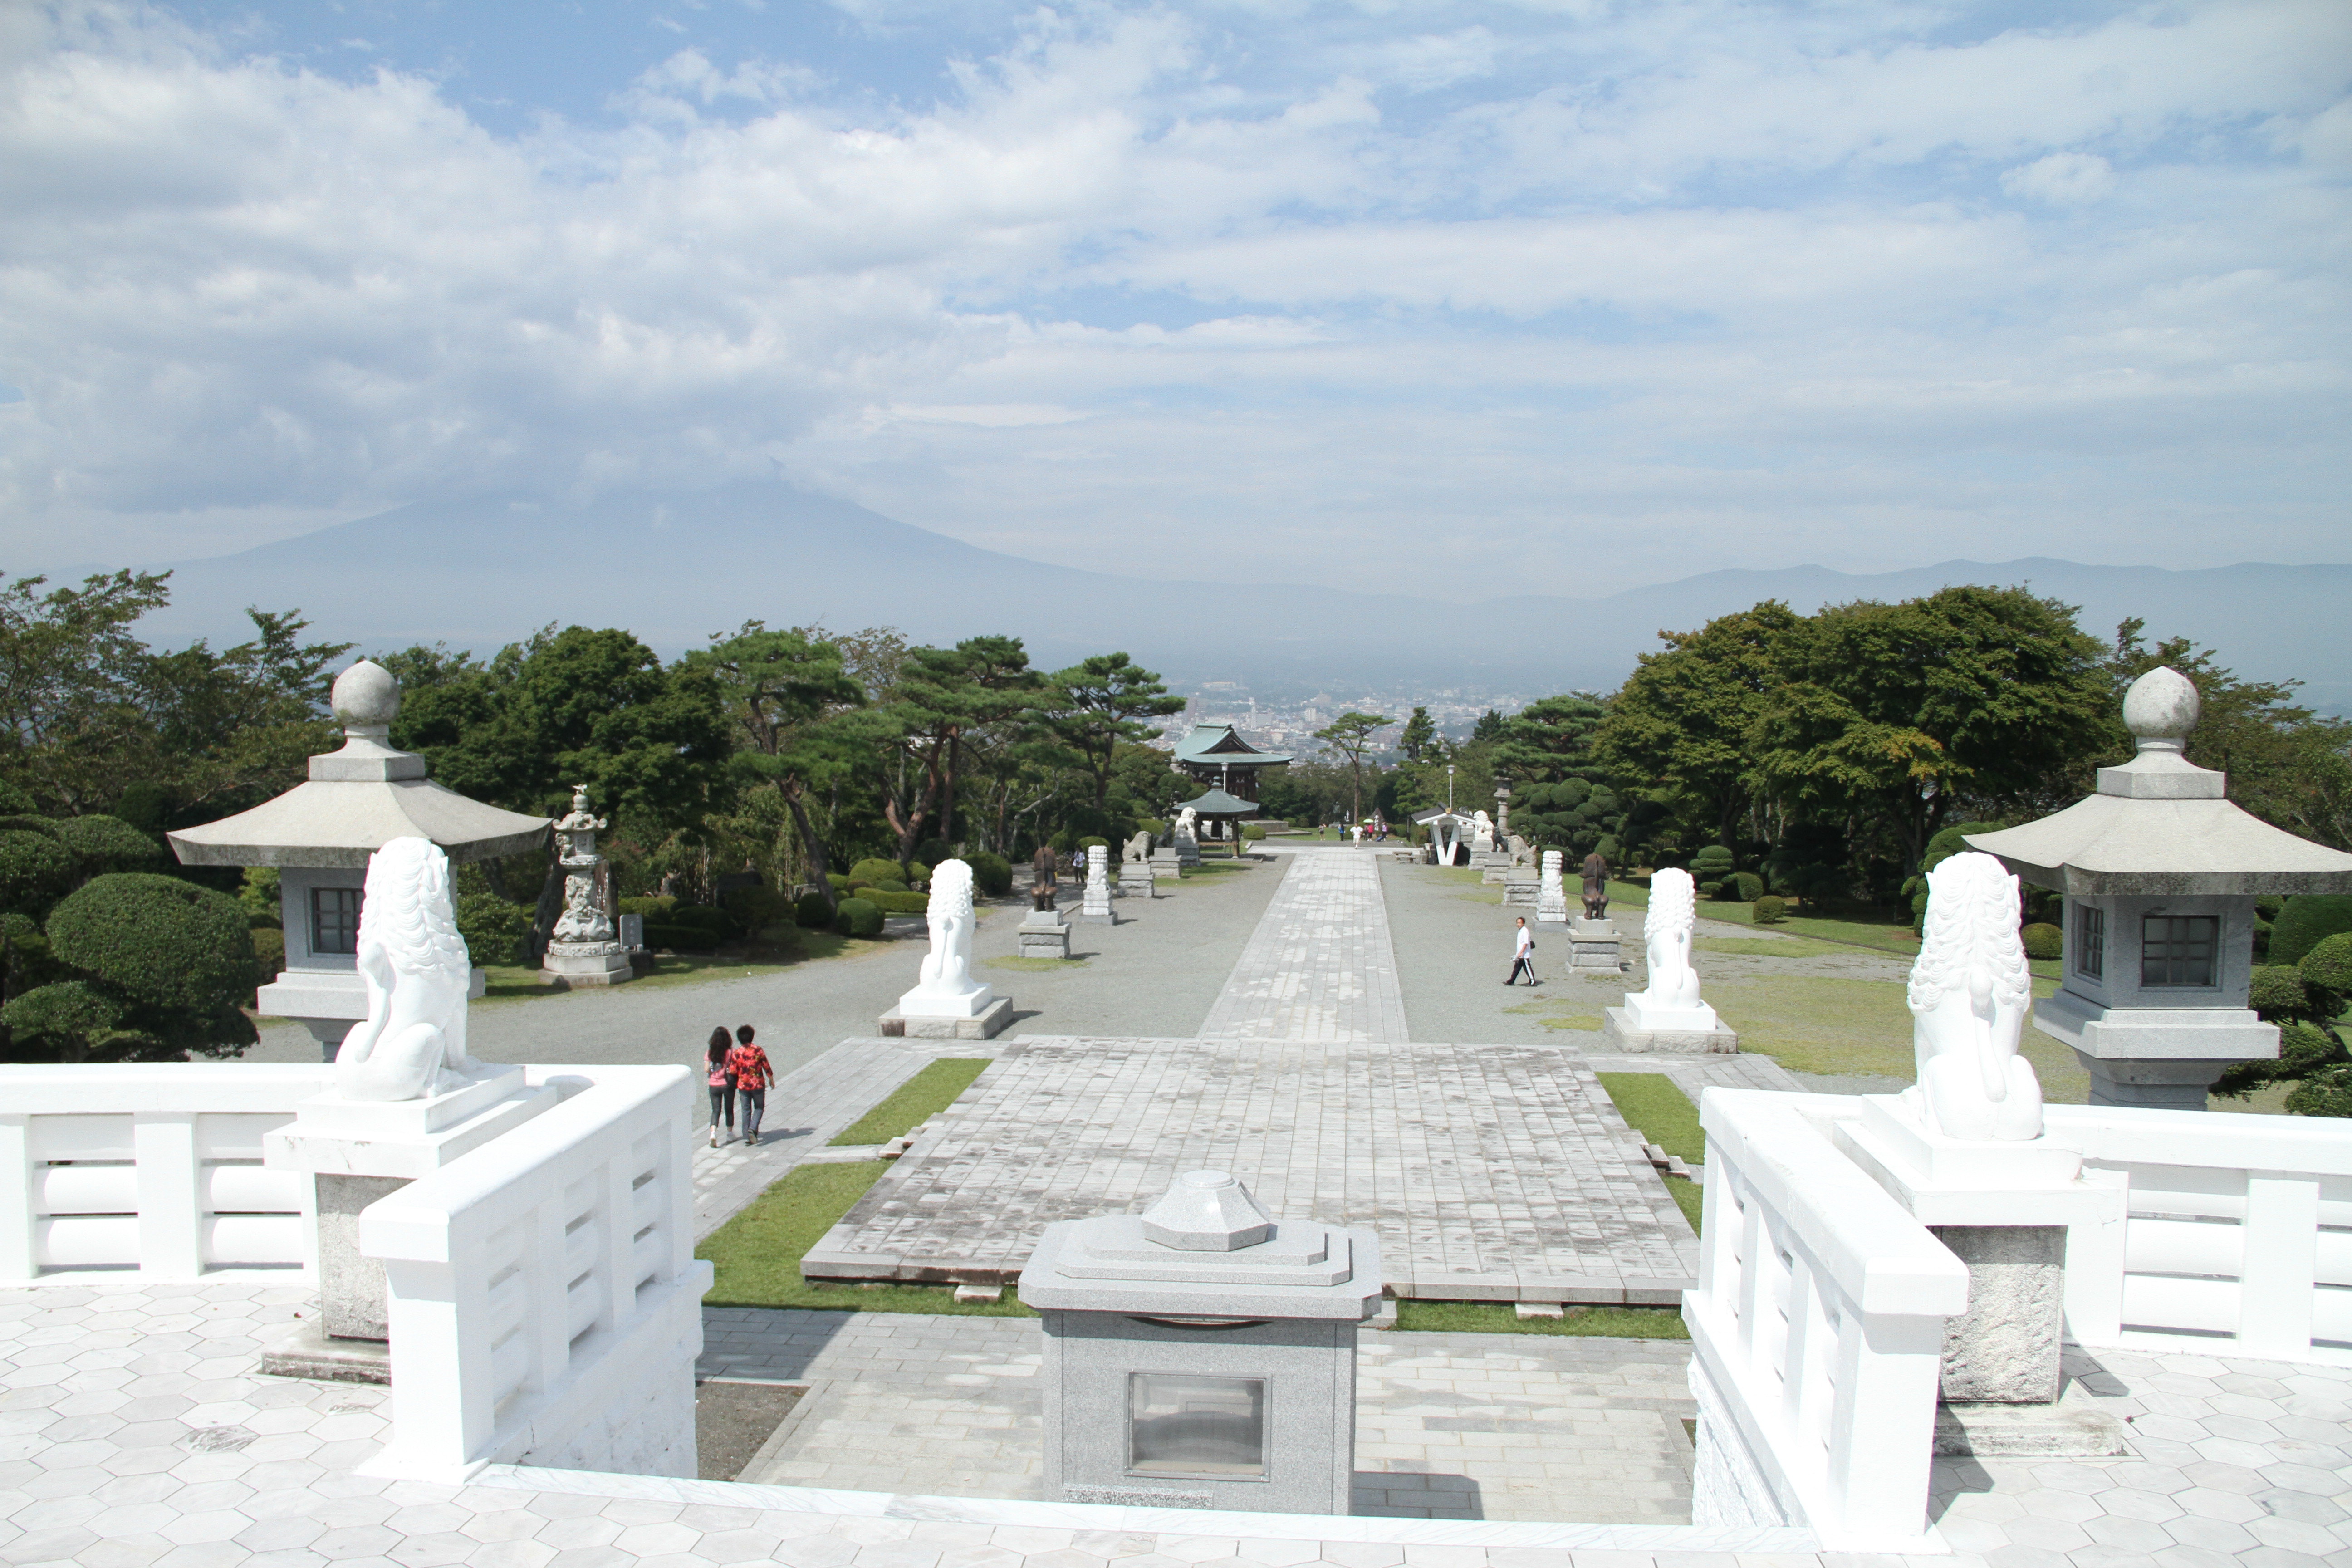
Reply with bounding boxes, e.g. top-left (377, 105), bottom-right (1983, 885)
top-left (1506, 917), bottom-right (1537, 986)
